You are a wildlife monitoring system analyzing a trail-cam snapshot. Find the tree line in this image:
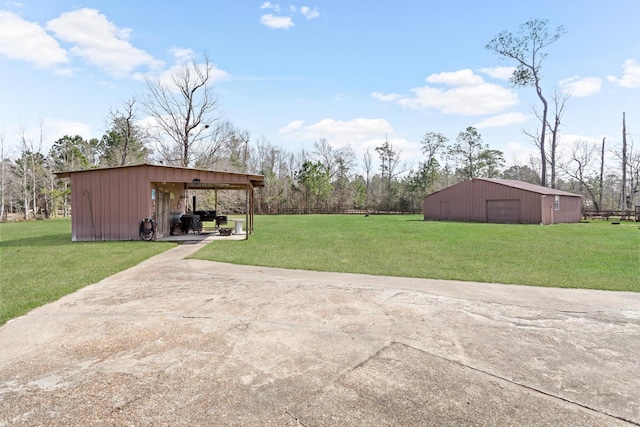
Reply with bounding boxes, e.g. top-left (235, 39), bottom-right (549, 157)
top-left (1, 117), bottom-right (636, 221)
